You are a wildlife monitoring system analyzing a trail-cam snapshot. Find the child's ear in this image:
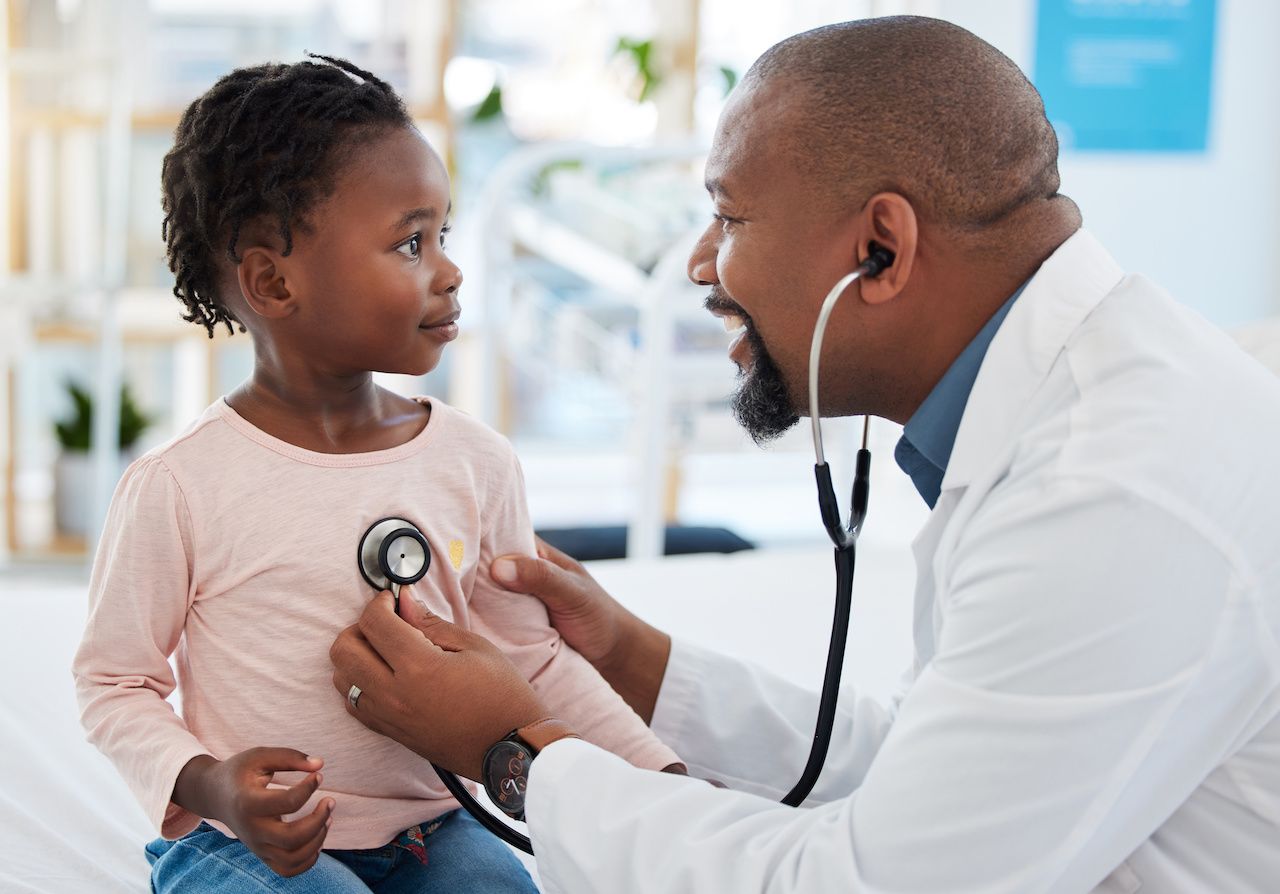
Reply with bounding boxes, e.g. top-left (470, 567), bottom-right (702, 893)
top-left (236, 246), bottom-right (296, 321)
